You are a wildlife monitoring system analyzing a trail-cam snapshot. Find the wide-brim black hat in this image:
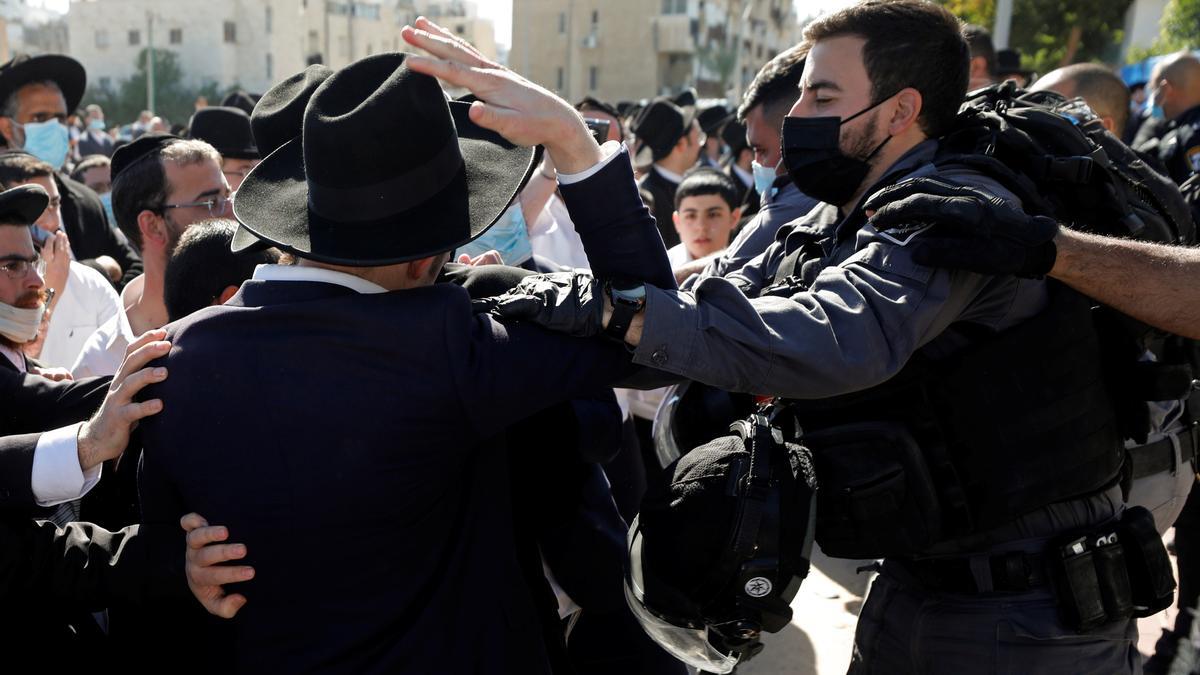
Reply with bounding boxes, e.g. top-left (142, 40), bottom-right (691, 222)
top-left (0, 183), bottom-right (48, 224)
top-left (232, 64), bottom-right (334, 254)
top-left (0, 54), bottom-right (86, 113)
top-left (234, 53), bottom-right (537, 266)
top-left (221, 90), bottom-right (258, 116)
top-left (697, 104), bottom-right (732, 136)
top-left (631, 97), bottom-right (695, 167)
top-left (188, 106), bottom-right (259, 160)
